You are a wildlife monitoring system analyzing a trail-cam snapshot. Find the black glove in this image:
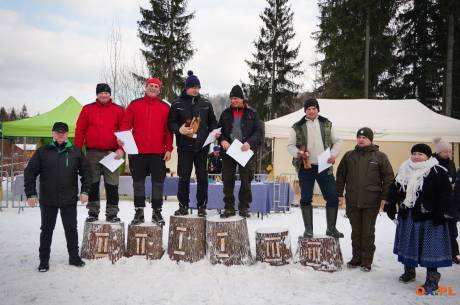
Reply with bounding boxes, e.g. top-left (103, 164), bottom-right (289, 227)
top-left (383, 203), bottom-right (396, 220)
